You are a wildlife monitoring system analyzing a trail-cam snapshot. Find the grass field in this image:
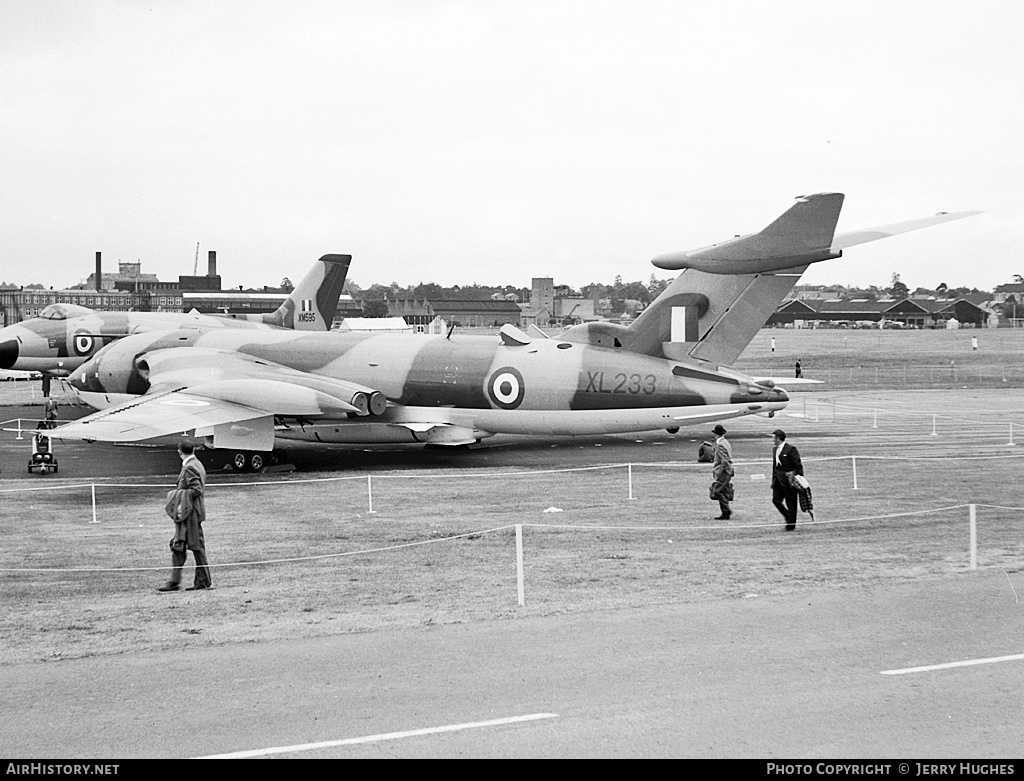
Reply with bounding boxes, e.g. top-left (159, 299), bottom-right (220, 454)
top-left (2, 328), bottom-right (1023, 666)
top-left (736, 327), bottom-right (1024, 389)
